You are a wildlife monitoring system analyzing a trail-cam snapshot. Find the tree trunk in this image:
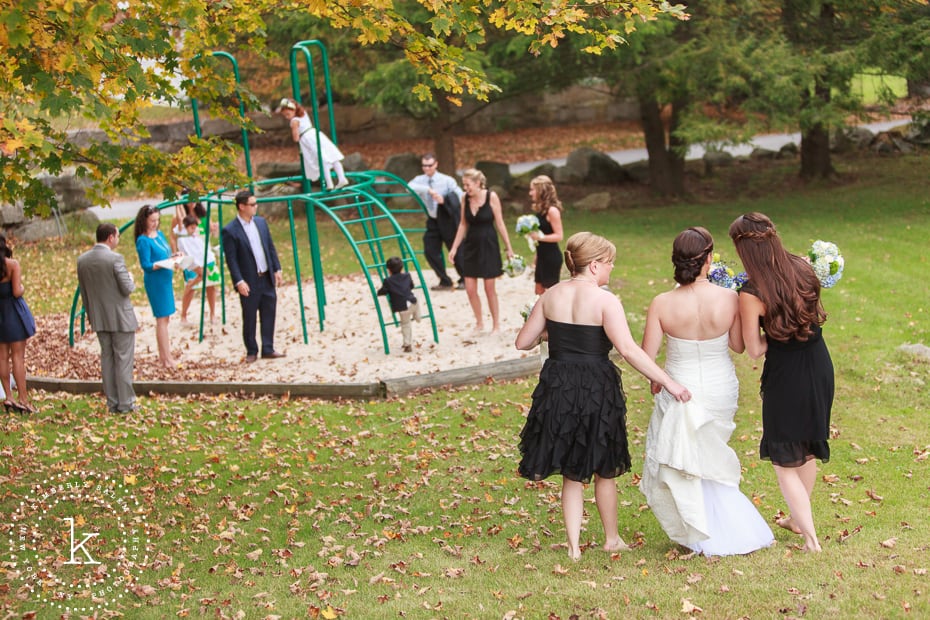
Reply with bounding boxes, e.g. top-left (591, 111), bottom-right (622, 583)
top-left (800, 79), bottom-right (834, 179)
top-left (639, 92), bottom-right (686, 197)
top-left (797, 2), bottom-right (836, 180)
top-left (432, 93), bottom-right (457, 175)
